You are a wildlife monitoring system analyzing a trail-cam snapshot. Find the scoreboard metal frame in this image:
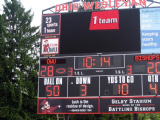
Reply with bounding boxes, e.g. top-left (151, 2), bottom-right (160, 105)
top-left (38, 7), bottom-right (160, 114)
